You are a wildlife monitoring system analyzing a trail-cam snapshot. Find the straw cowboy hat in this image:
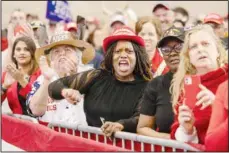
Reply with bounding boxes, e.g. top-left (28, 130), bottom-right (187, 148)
top-left (35, 31), bottom-right (95, 64)
top-left (103, 26), bottom-right (145, 52)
